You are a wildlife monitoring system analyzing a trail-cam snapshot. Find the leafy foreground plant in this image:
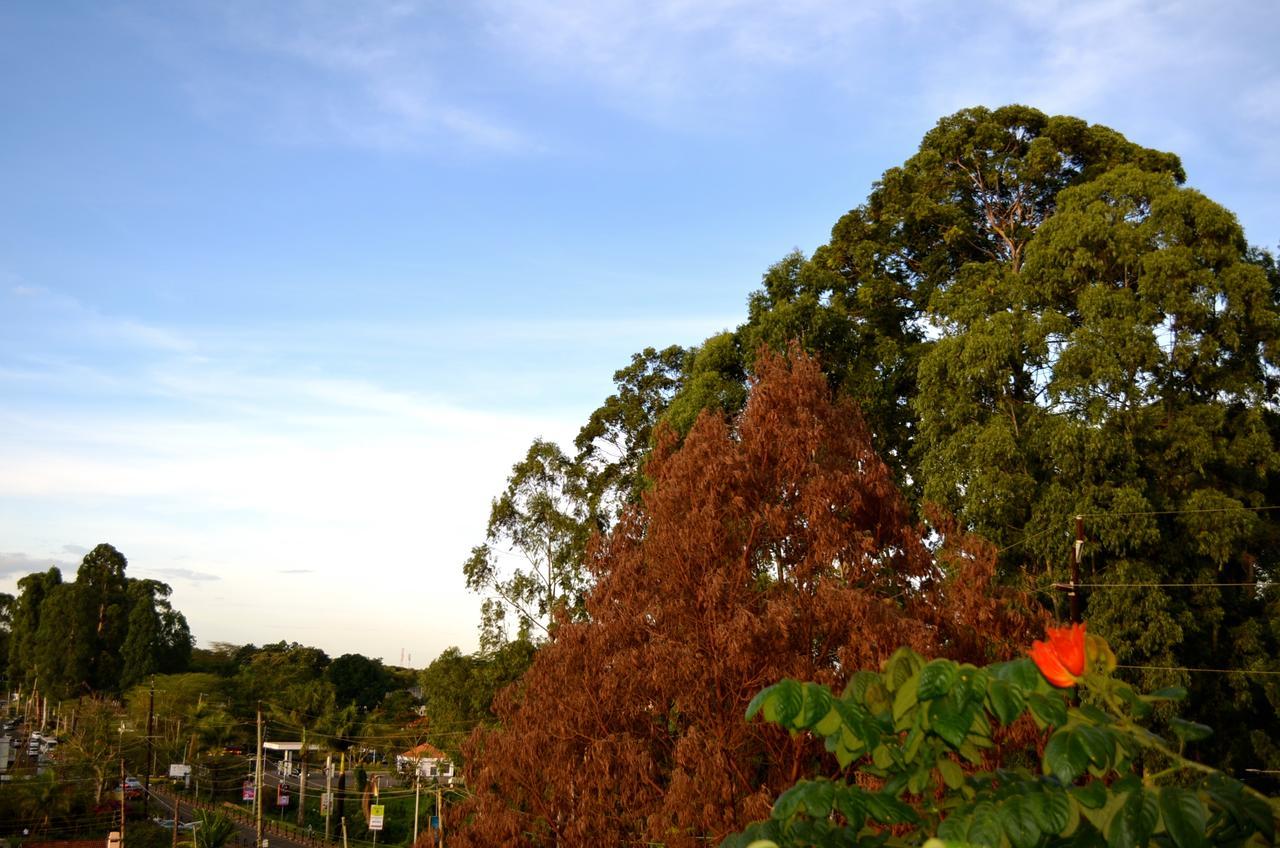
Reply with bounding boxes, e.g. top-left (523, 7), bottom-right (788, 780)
top-left (725, 624), bottom-right (1277, 848)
